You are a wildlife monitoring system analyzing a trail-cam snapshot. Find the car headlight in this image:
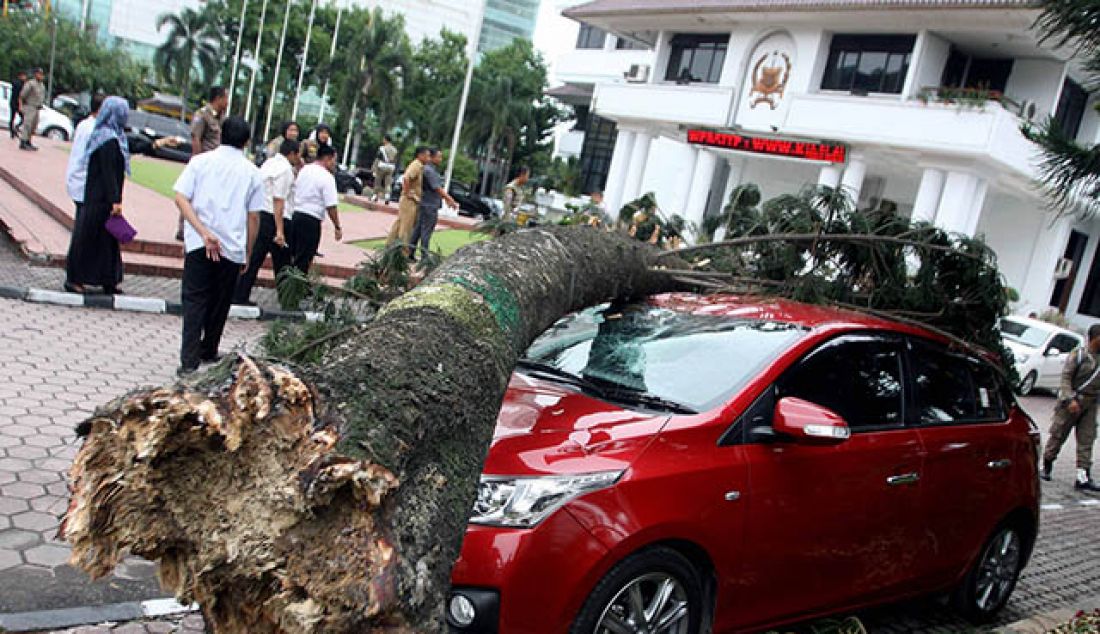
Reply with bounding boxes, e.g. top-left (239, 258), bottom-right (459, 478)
top-left (470, 471), bottom-right (623, 528)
